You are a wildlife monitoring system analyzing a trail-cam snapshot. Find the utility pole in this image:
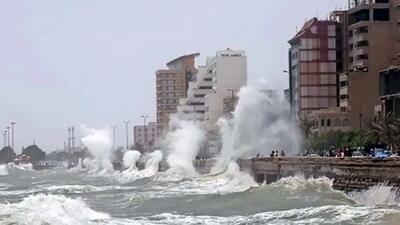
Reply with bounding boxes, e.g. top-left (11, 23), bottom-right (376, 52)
top-left (71, 126), bottom-right (75, 154)
top-left (3, 131), bottom-right (6, 148)
top-left (111, 125), bottom-right (118, 150)
top-left (68, 127), bottom-right (71, 153)
top-left (123, 121), bottom-right (130, 150)
top-left (141, 115), bottom-right (148, 150)
top-left (11, 122), bottom-right (15, 150)
top-left (6, 127), bottom-right (10, 147)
